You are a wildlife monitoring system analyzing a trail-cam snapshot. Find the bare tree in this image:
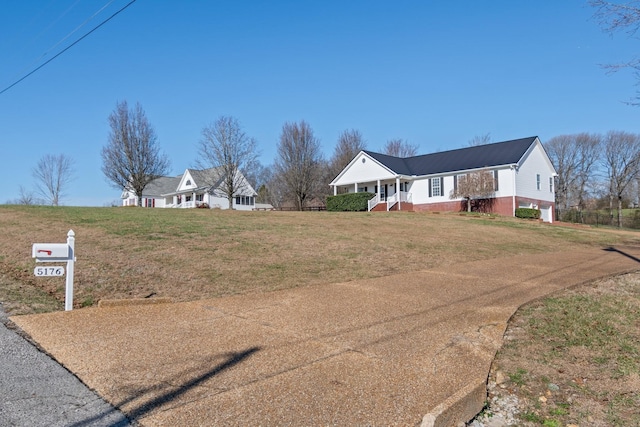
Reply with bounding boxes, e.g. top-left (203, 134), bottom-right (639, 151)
top-left (545, 135), bottom-right (579, 211)
top-left (328, 129), bottom-right (366, 184)
top-left (382, 138), bottom-right (418, 157)
top-left (467, 133), bottom-right (492, 146)
top-left (545, 133), bottom-right (602, 213)
top-left (12, 186), bottom-right (38, 205)
top-left (590, 1), bottom-right (640, 102)
top-left (196, 116), bottom-right (258, 209)
top-left (602, 130), bottom-right (640, 227)
top-left (101, 101), bottom-right (170, 207)
top-left (32, 154), bottom-right (74, 206)
top-left (449, 169), bottom-right (496, 212)
top-left (274, 121), bottom-right (324, 210)
top-left (573, 133), bottom-right (602, 209)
